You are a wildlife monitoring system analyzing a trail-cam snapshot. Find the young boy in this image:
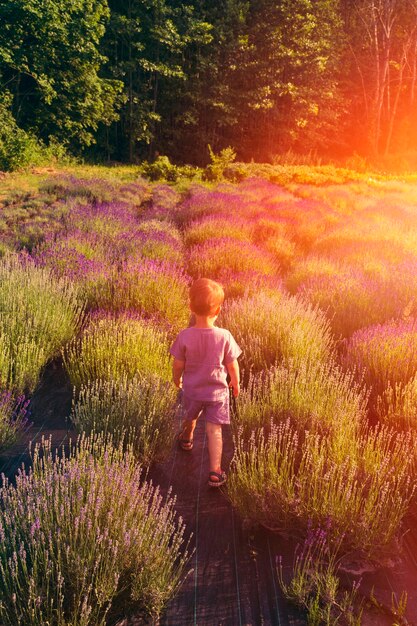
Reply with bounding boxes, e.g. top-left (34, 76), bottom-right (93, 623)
top-left (170, 278), bottom-right (241, 487)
